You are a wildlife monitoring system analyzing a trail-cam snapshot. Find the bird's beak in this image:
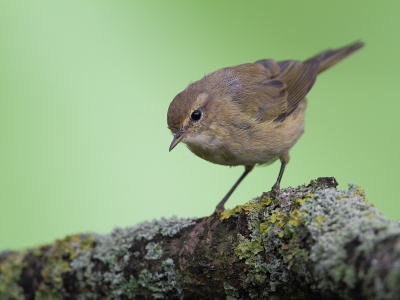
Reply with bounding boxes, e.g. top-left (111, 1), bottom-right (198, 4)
top-left (169, 131), bottom-right (185, 152)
